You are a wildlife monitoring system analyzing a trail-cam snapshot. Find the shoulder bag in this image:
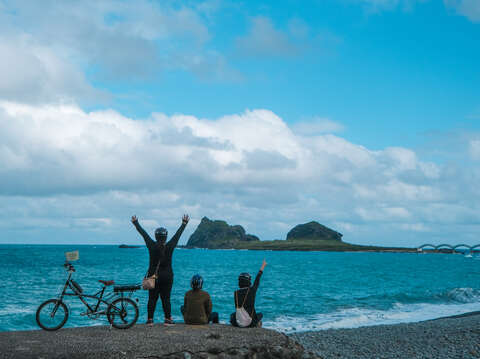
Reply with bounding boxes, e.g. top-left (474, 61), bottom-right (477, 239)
top-left (235, 288), bottom-right (253, 327)
top-left (142, 260), bottom-right (161, 290)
